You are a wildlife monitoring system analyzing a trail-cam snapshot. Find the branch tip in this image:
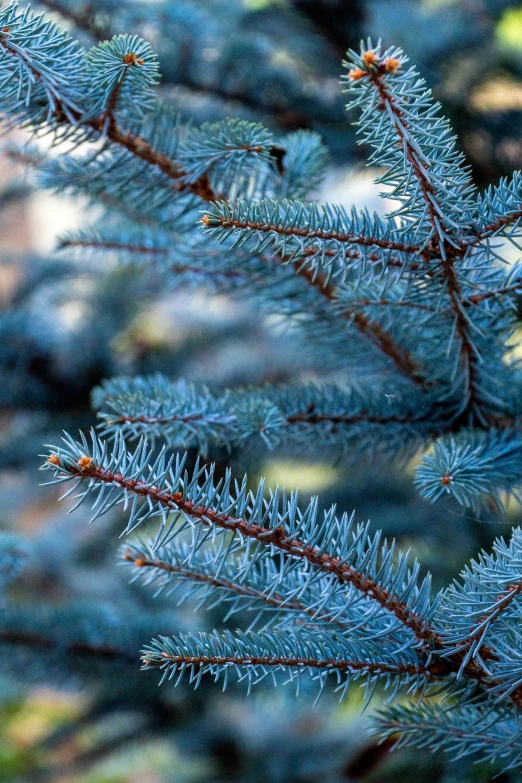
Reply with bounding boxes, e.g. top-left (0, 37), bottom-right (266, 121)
top-left (349, 52), bottom-right (401, 82)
